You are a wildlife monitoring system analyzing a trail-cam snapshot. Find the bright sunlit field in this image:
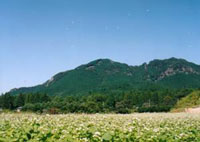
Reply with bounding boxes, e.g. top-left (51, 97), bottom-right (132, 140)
top-left (0, 113), bottom-right (200, 142)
